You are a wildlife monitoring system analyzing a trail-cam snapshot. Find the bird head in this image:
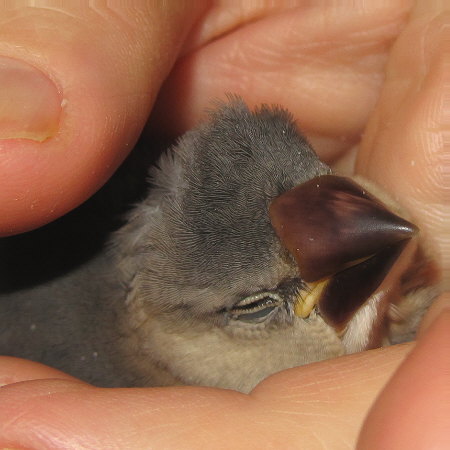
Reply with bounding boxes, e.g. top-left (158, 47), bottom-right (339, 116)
top-left (112, 98), bottom-right (432, 392)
